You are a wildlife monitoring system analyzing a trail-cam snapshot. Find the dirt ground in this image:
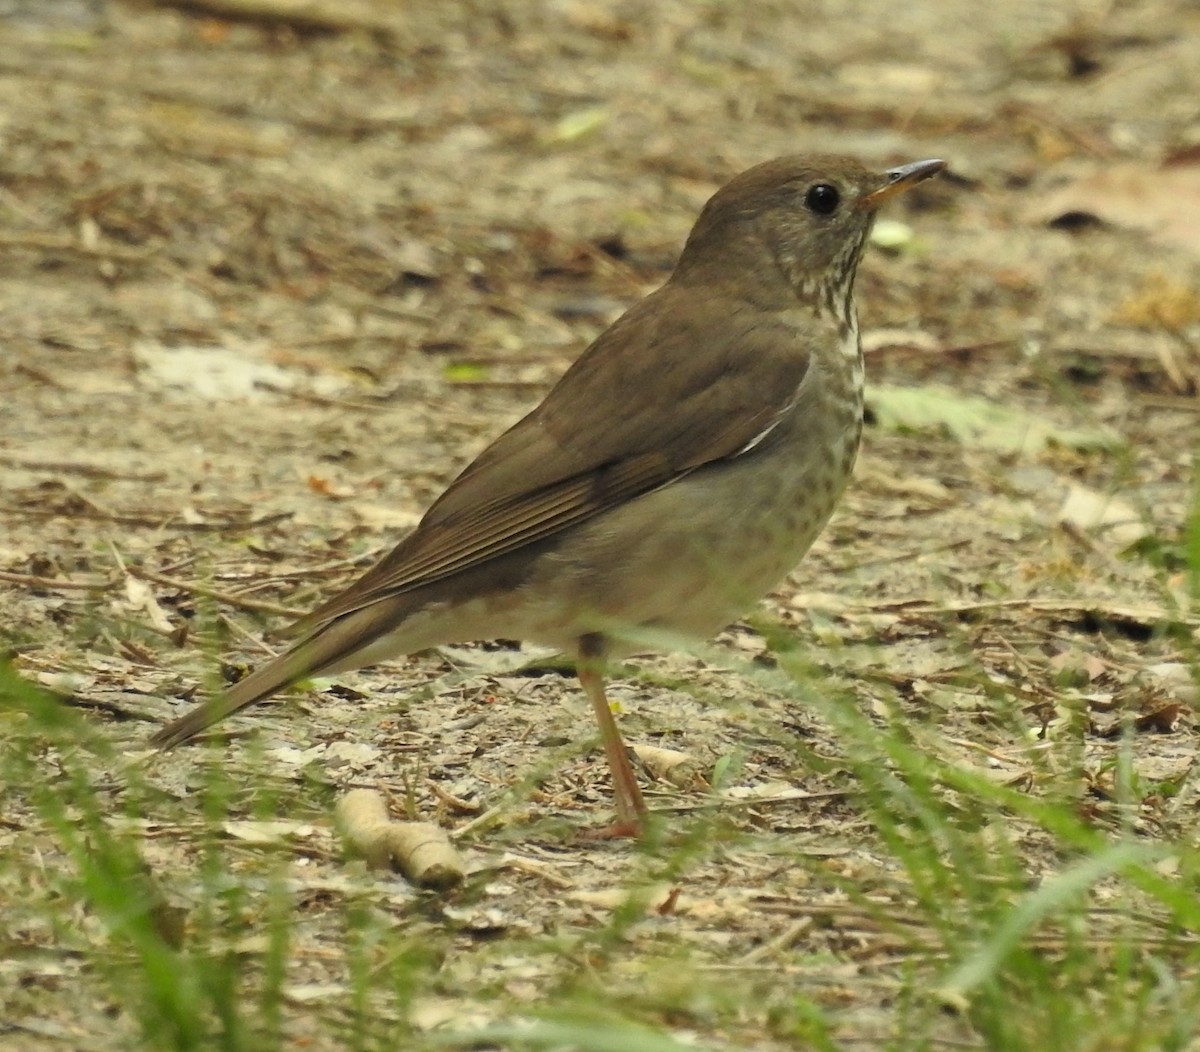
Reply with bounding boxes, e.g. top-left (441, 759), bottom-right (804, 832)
top-left (2, 1), bottom-right (1199, 1049)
